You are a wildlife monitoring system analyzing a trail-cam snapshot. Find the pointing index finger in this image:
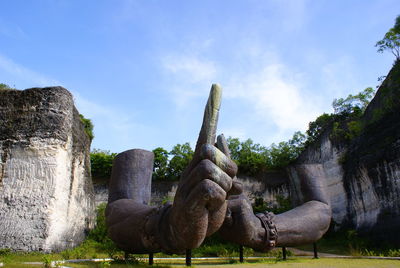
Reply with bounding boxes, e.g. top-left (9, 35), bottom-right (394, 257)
top-left (194, 84), bottom-right (222, 153)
